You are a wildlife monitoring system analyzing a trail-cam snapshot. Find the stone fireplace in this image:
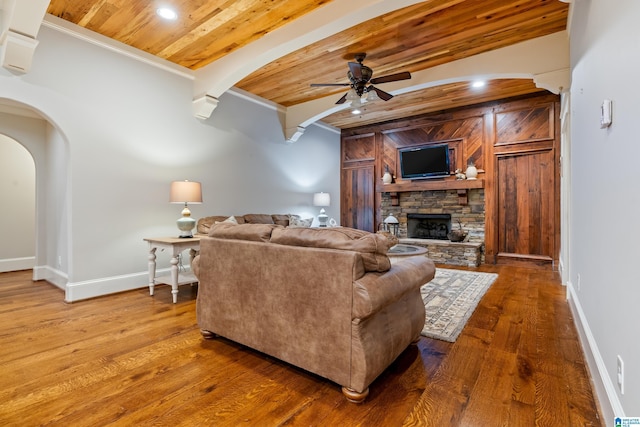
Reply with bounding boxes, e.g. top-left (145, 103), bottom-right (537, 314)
top-left (380, 188), bottom-right (486, 266)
